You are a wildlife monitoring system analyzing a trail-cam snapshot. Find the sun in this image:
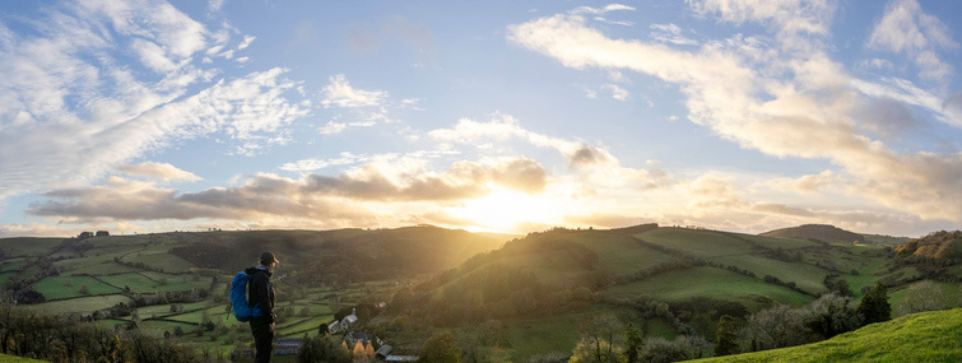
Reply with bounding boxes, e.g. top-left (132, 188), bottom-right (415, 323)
top-left (449, 186), bottom-right (565, 232)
